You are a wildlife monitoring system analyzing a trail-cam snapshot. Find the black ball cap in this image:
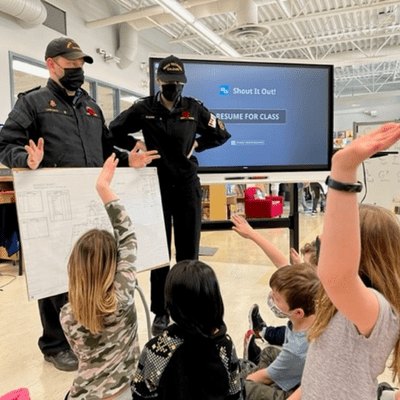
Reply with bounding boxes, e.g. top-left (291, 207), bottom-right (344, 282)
top-left (156, 55), bottom-right (187, 83)
top-left (45, 37), bottom-right (93, 64)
